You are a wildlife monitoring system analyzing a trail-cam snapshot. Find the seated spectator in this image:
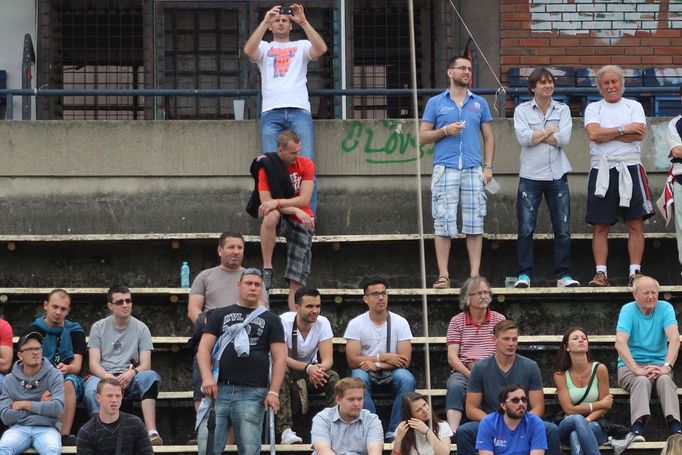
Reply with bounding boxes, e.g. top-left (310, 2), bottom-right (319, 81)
top-left (278, 287), bottom-right (340, 444)
top-left (344, 276), bottom-right (416, 442)
top-left (311, 377), bottom-right (383, 455)
top-left (445, 276), bottom-right (505, 432)
top-left (615, 275), bottom-right (681, 439)
top-left (392, 392), bottom-right (452, 455)
top-left (553, 327), bottom-right (613, 455)
top-left (0, 332), bottom-right (64, 455)
top-left (0, 315), bottom-right (13, 391)
top-left (456, 320), bottom-right (559, 455)
top-left (476, 384), bottom-right (547, 455)
top-left (21, 289), bottom-right (85, 446)
top-left (252, 130), bottom-right (315, 310)
top-left (84, 285), bottom-right (163, 445)
top-left (662, 434), bottom-right (682, 455)
top-left (76, 377), bottom-right (153, 455)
